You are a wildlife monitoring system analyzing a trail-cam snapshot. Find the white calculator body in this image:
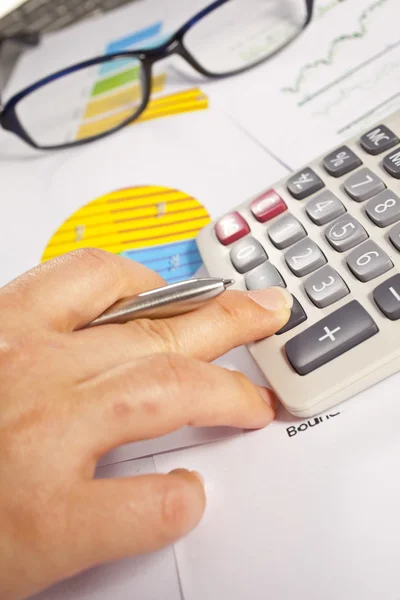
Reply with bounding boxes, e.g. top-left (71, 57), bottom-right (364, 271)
top-left (197, 111), bottom-right (400, 418)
